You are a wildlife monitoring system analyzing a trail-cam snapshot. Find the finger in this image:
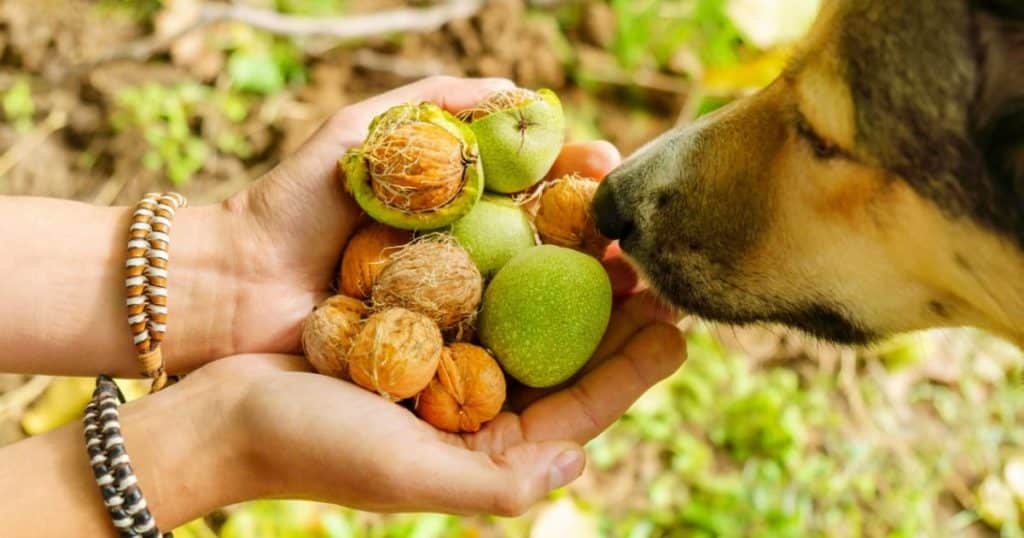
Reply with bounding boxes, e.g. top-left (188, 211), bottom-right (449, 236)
top-left (354, 75), bottom-right (516, 118)
top-left (546, 140), bottom-right (622, 180)
top-left (602, 242), bottom-right (643, 301)
top-left (520, 322), bottom-right (686, 444)
top-left (405, 440), bottom-right (585, 516)
top-left (593, 290), bottom-right (682, 363)
top-left (240, 354), bottom-right (314, 374)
